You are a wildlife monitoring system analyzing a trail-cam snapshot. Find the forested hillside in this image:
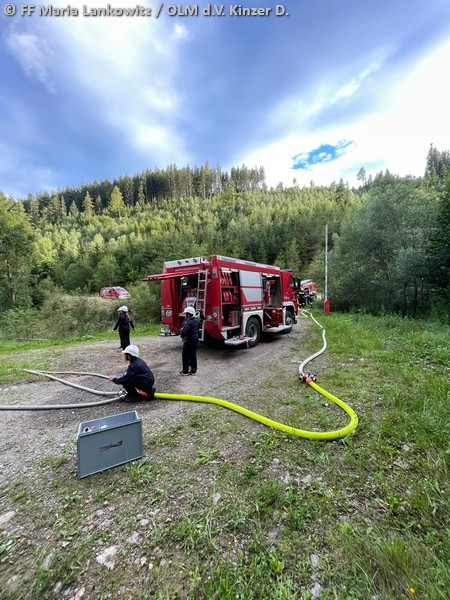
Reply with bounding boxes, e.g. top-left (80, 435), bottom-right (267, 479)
top-left (1, 148), bottom-right (449, 339)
